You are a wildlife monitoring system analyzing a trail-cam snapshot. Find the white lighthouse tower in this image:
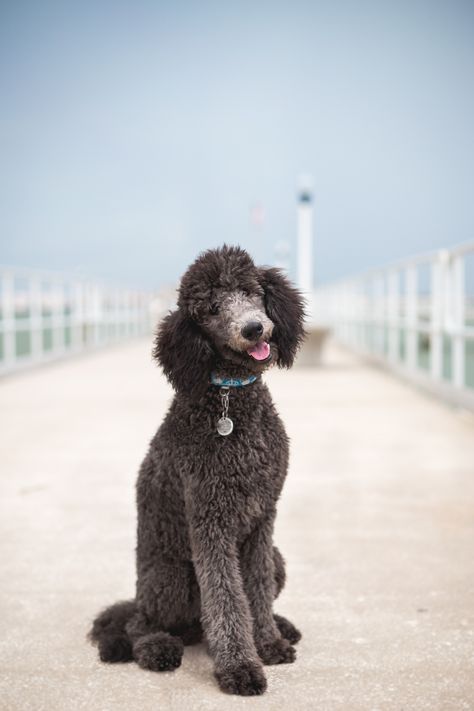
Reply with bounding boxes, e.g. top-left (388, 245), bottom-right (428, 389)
top-left (296, 174), bottom-right (328, 363)
top-left (297, 175), bottom-right (314, 312)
